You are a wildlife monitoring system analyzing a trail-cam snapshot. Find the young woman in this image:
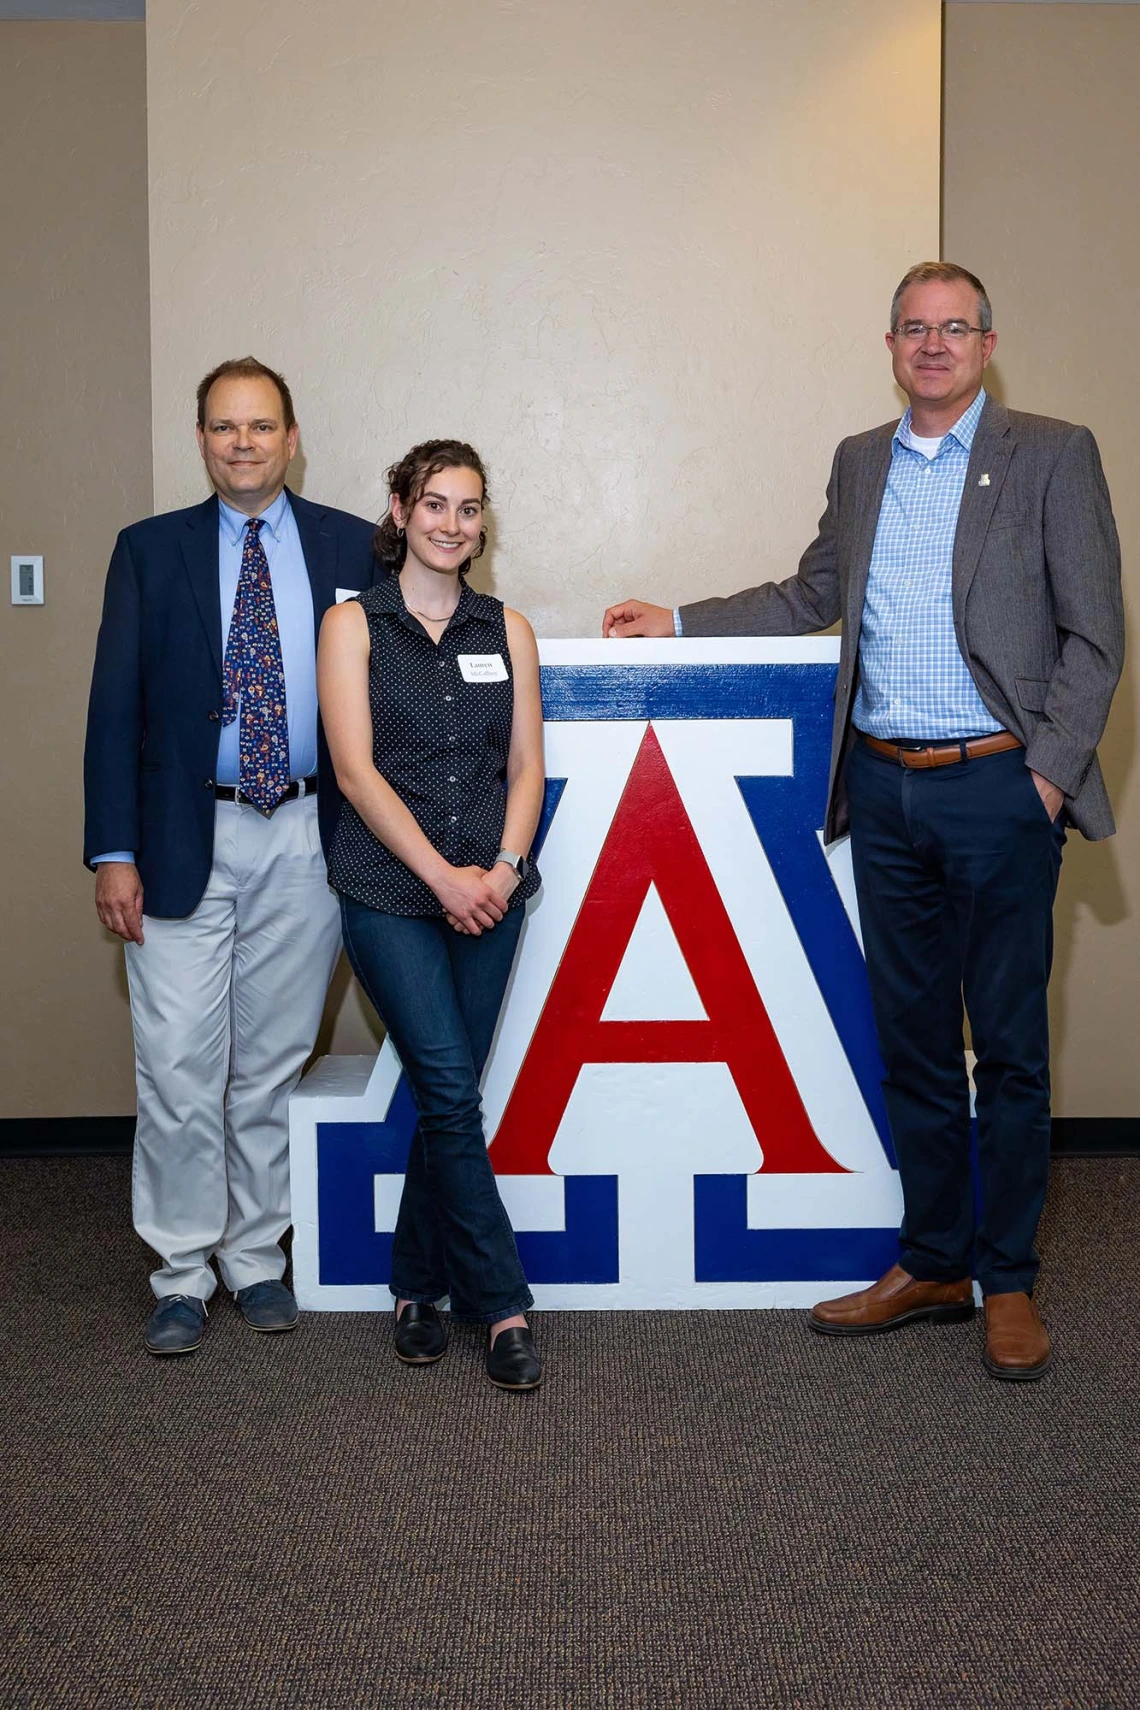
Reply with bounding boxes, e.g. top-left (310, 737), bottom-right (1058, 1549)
top-left (318, 440), bottom-right (544, 1391)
